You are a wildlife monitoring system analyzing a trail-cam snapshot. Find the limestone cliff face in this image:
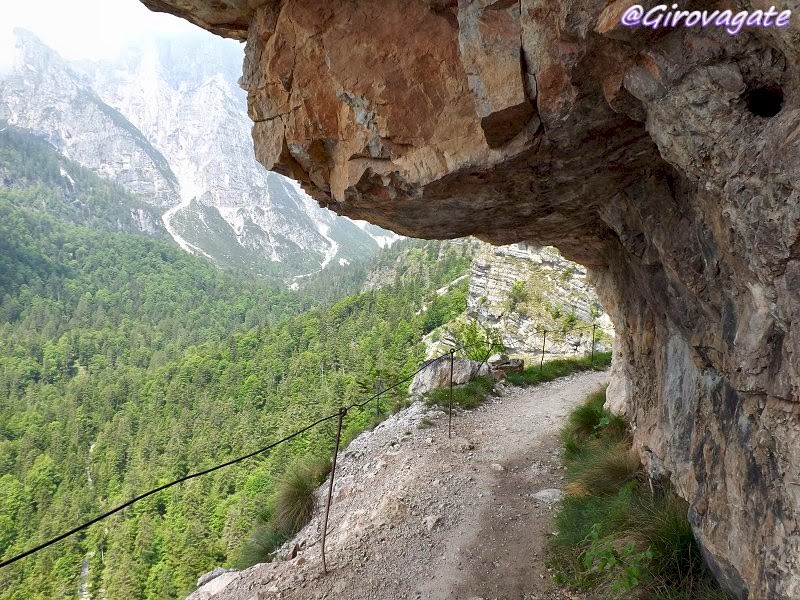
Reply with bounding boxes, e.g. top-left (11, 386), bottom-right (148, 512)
top-left (1, 29), bottom-right (392, 279)
top-left (85, 35), bottom-right (388, 277)
top-left (468, 242), bottom-right (613, 356)
top-left (143, 1), bottom-right (800, 597)
top-left (0, 29), bottom-right (180, 208)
